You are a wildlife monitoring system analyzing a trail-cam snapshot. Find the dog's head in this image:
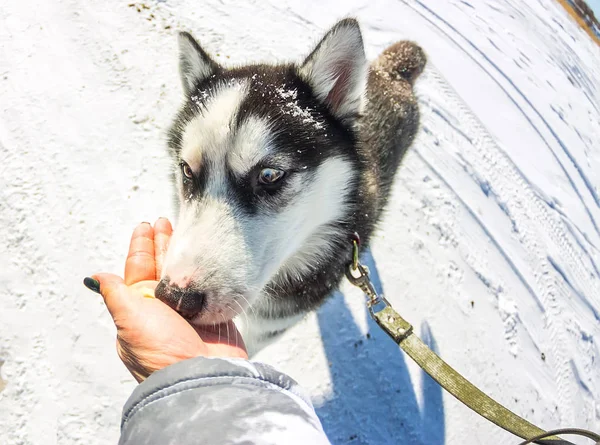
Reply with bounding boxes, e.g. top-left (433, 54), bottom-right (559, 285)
top-left (156, 19), bottom-right (367, 323)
